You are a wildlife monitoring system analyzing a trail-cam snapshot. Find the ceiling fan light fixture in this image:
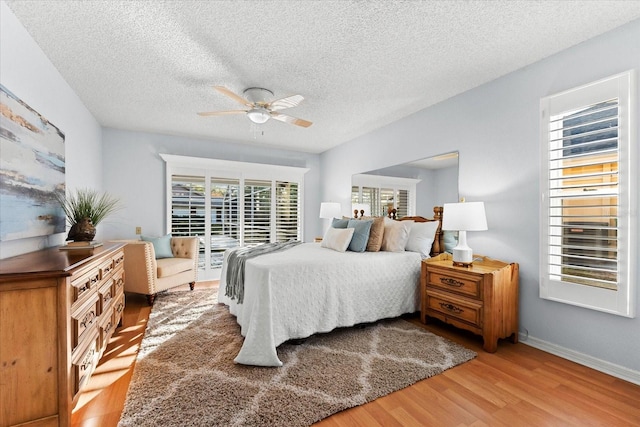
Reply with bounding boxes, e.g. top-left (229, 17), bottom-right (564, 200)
top-left (246, 107), bottom-right (270, 124)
